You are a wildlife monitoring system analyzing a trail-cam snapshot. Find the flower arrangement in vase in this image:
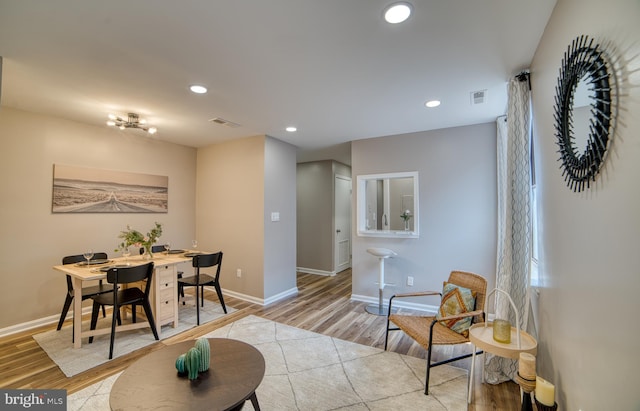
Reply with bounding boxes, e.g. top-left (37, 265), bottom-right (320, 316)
top-left (115, 222), bottom-right (163, 259)
top-left (400, 210), bottom-right (412, 231)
